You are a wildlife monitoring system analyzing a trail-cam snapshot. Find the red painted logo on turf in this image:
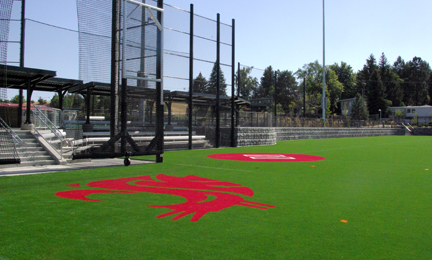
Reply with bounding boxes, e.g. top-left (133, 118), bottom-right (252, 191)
top-left (55, 174), bottom-right (275, 222)
top-left (207, 153), bottom-right (325, 162)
